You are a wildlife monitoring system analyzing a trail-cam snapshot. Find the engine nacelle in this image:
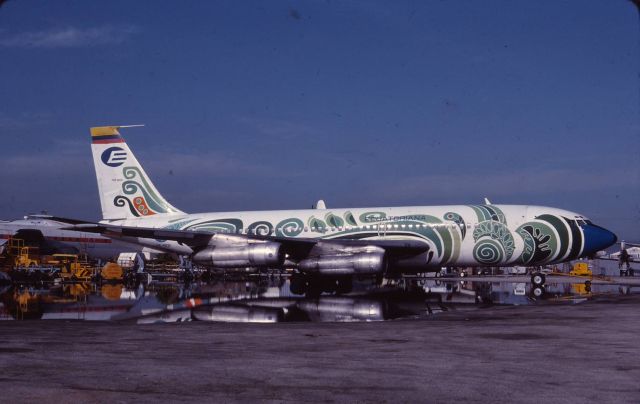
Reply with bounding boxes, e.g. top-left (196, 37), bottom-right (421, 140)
top-left (192, 305), bottom-right (283, 323)
top-left (298, 252), bottom-right (386, 275)
top-left (297, 297), bottom-right (385, 321)
top-left (192, 242), bottom-right (284, 268)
